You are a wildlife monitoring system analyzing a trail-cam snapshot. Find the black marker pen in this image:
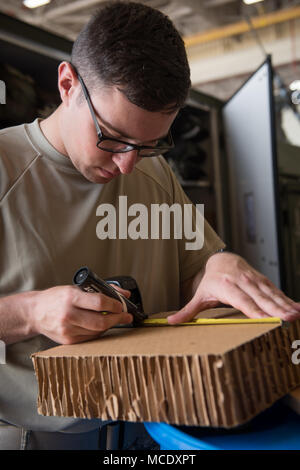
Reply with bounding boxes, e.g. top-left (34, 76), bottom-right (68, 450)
top-left (73, 266), bottom-right (147, 325)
